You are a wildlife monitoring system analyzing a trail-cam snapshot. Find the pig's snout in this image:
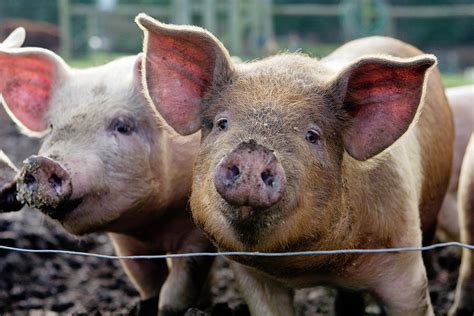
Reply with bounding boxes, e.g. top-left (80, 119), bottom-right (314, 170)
top-left (214, 141), bottom-right (286, 210)
top-left (17, 156), bottom-right (72, 211)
